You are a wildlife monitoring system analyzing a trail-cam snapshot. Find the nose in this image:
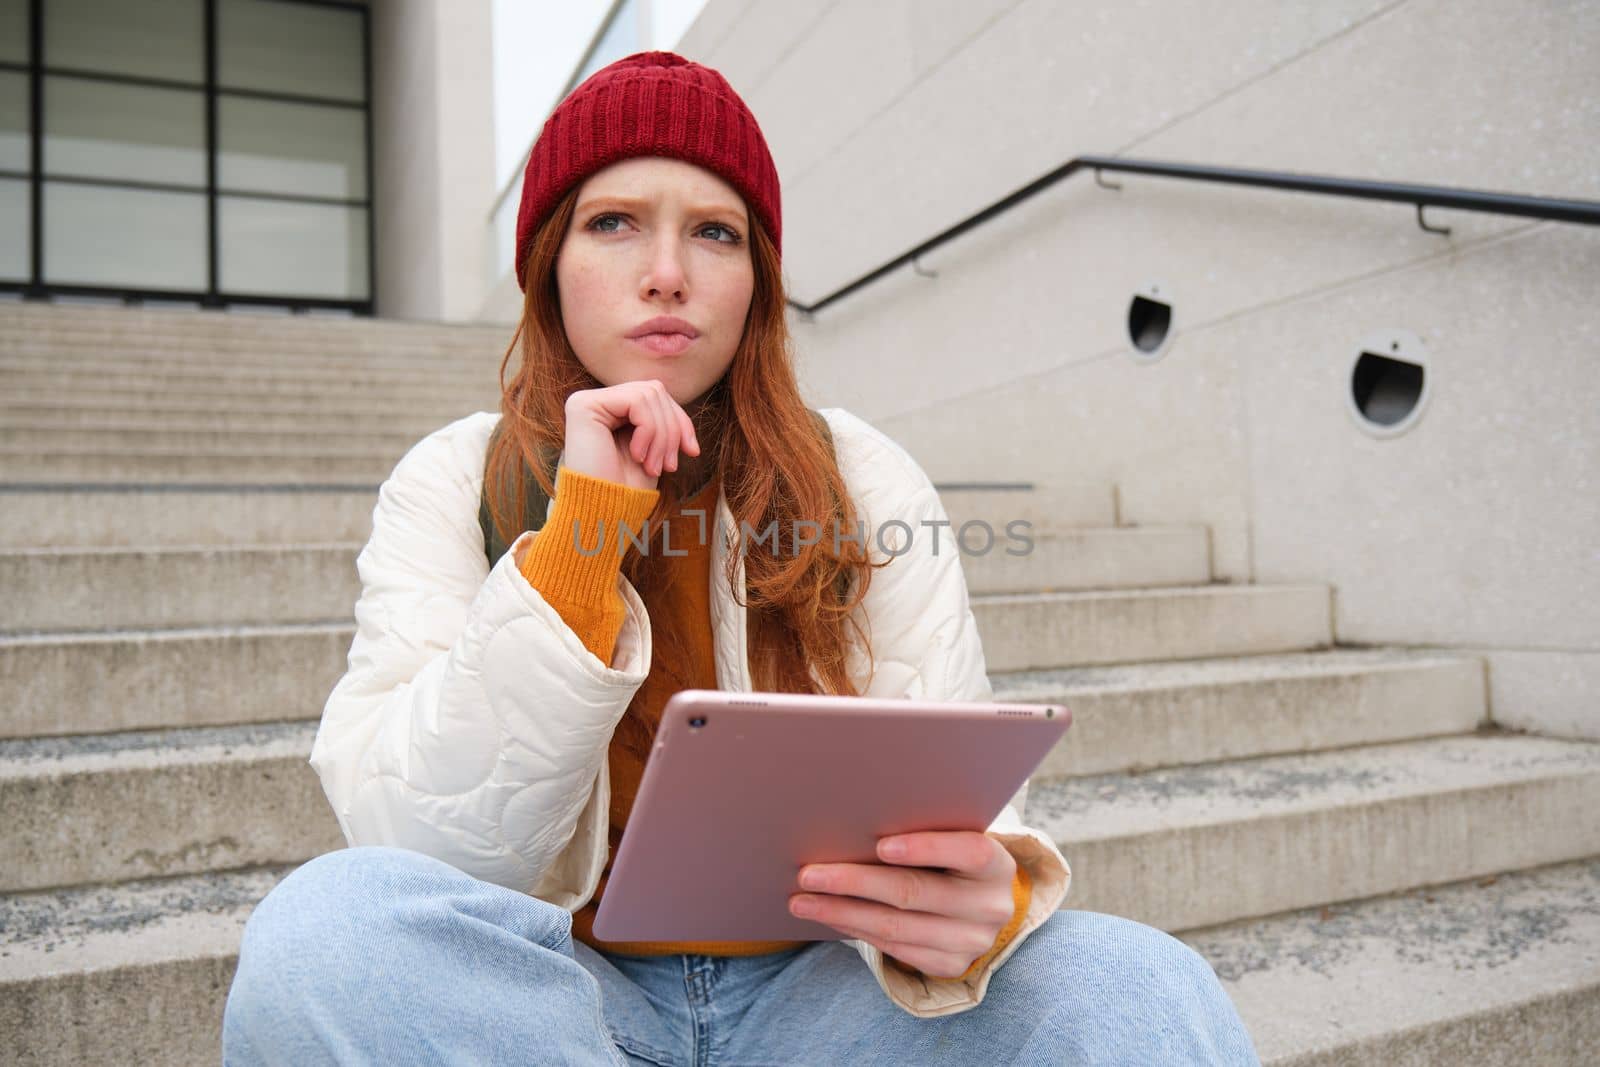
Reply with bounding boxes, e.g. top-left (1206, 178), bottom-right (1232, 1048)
top-left (640, 233), bottom-right (688, 301)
